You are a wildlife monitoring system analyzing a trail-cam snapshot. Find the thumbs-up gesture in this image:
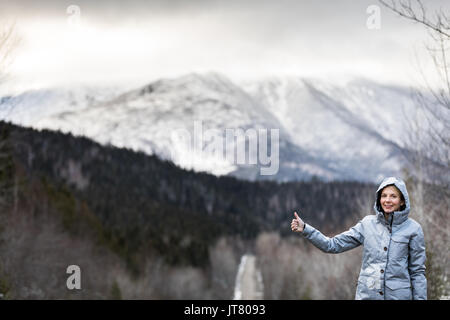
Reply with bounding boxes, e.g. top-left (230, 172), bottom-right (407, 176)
top-left (291, 211), bottom-right (305, 233)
